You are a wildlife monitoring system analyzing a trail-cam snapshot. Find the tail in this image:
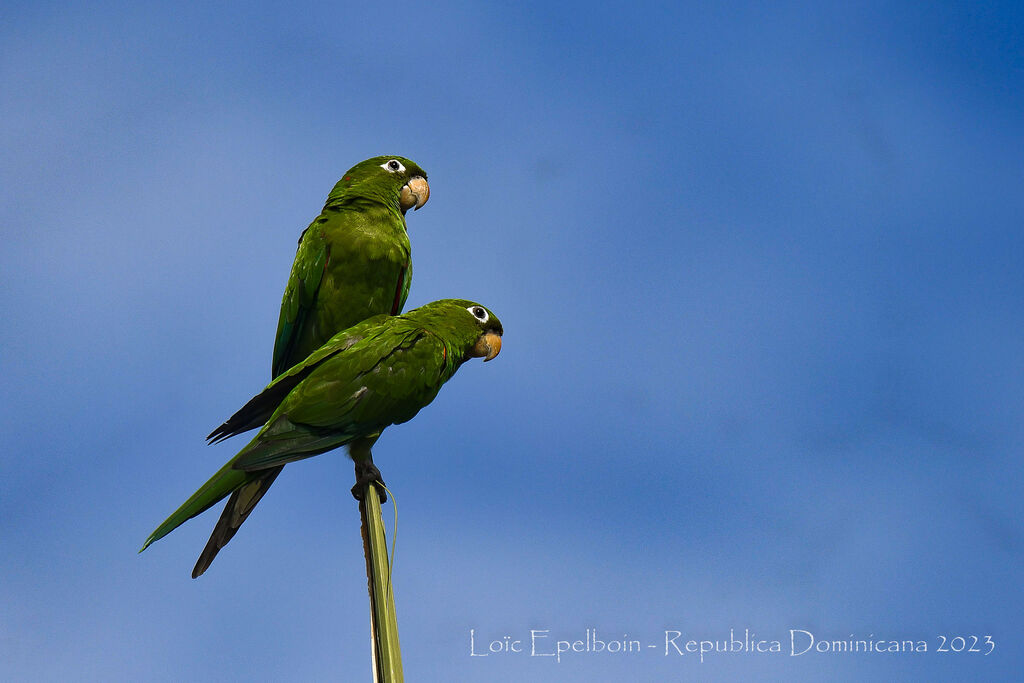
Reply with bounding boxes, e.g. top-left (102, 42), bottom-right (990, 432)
top-left (191, 467), bottom-right (282, 578)
top-left (140, 455), bottom-right (252, 554)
